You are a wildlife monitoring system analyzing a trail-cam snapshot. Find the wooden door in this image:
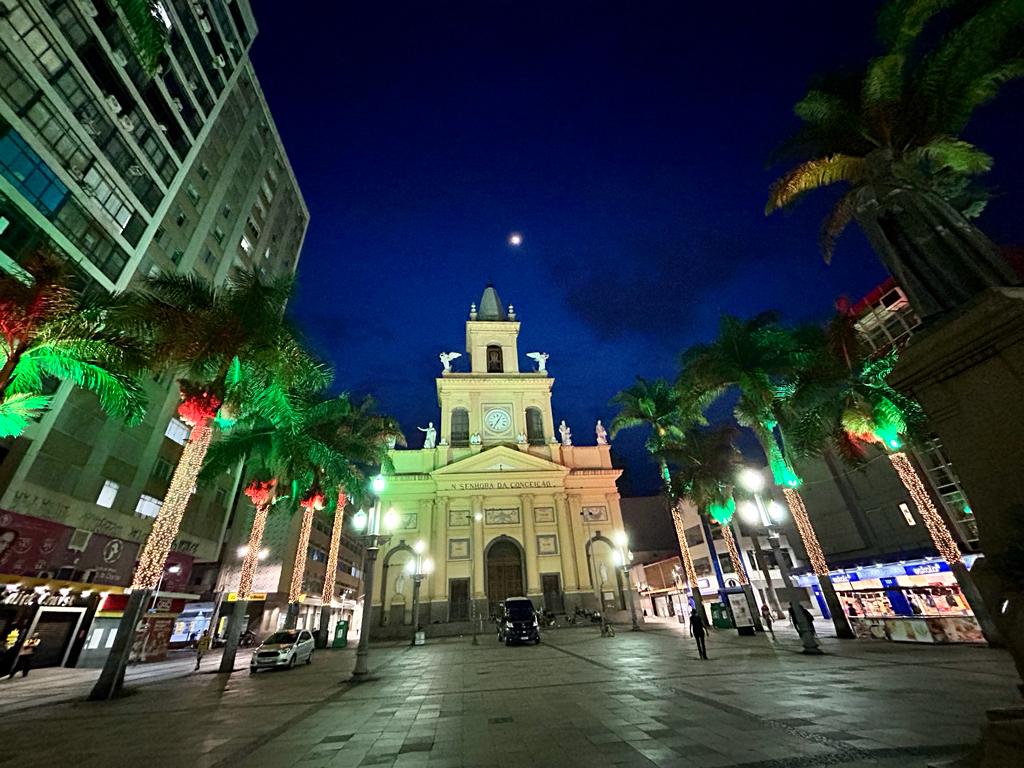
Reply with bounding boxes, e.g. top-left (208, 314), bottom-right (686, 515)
top-left (448, 578), bottom-right (470, 621)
